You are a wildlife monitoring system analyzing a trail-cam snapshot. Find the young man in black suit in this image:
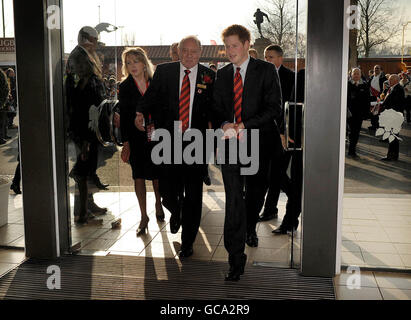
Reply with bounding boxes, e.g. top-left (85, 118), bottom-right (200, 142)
top-left (380, 74), bottom-right (405, 161)
top-left (135, 36), bottom-right (215, 259)
top-left (213, 25), bottom-right (282, 281)
top-left (260, 44), bottom-right (295, 222)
